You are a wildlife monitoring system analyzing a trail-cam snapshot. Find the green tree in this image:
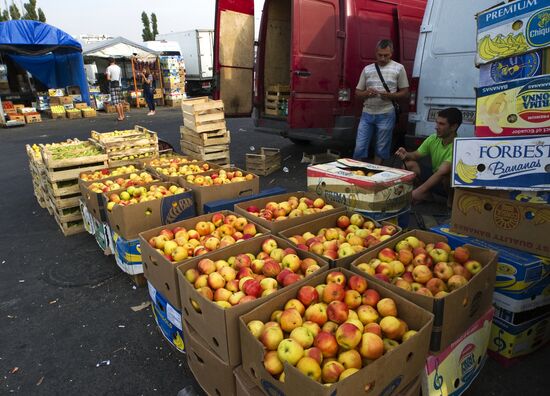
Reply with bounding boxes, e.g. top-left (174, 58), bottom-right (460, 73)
top-left (141, 11), bottom-right (154, 41)
top-left (0, 7), bottom-right (8, 21)
top-left (9, 2), bottom-right (21, 19)
top-left (37, 7), bottom-right (45, 22)
top-left (23, 0), bottom-right (38, 20)
top-left (151, 13), bottom-right (158, 39)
